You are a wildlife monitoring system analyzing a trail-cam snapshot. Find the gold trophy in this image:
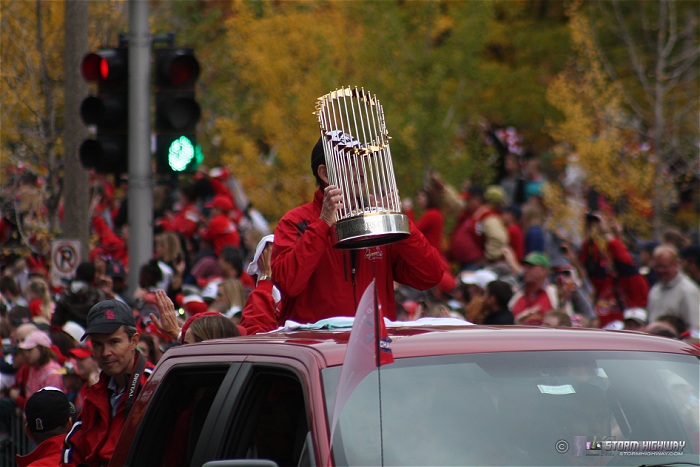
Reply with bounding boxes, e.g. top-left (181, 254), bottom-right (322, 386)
top-left (315, 86), bottom-right (410, 249)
